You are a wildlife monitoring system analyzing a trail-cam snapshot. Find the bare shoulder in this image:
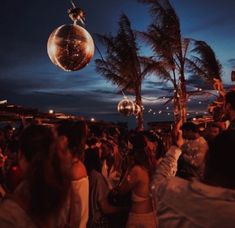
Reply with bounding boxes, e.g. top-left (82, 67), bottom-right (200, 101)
top-left (129, 165), bottom-right (146, 179)
top-left (71, 160), bottom-right (87, 180)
